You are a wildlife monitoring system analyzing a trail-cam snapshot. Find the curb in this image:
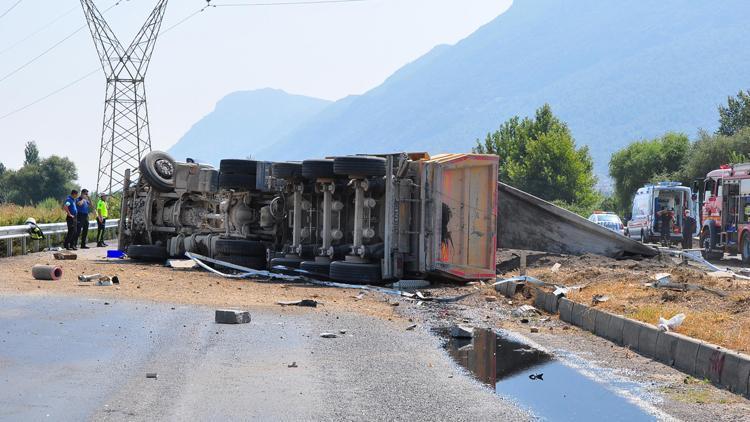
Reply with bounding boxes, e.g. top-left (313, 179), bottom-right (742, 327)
top-left (531, 289), bottom-right (750, 398)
